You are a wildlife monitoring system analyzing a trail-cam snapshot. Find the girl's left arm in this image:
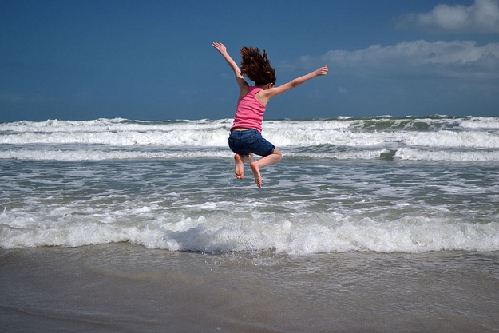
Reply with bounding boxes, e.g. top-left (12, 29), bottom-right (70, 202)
top-left (261, 66), bottom-right (328, 103)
